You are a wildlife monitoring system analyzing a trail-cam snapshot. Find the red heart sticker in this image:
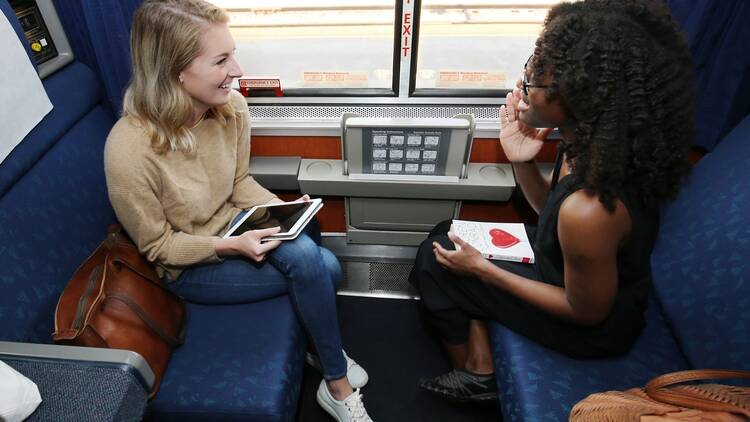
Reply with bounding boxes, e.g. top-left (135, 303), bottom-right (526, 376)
top-left (489, 228), bottom-right (520, 248)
